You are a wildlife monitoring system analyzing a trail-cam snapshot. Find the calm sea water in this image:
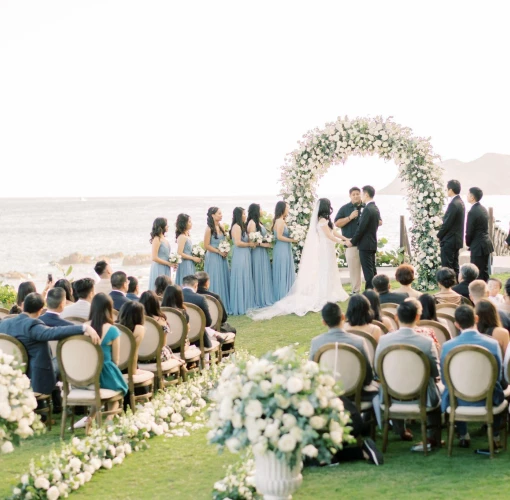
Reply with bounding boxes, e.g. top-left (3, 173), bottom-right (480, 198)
top-left (1, 195), bottom-right (508, 290)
